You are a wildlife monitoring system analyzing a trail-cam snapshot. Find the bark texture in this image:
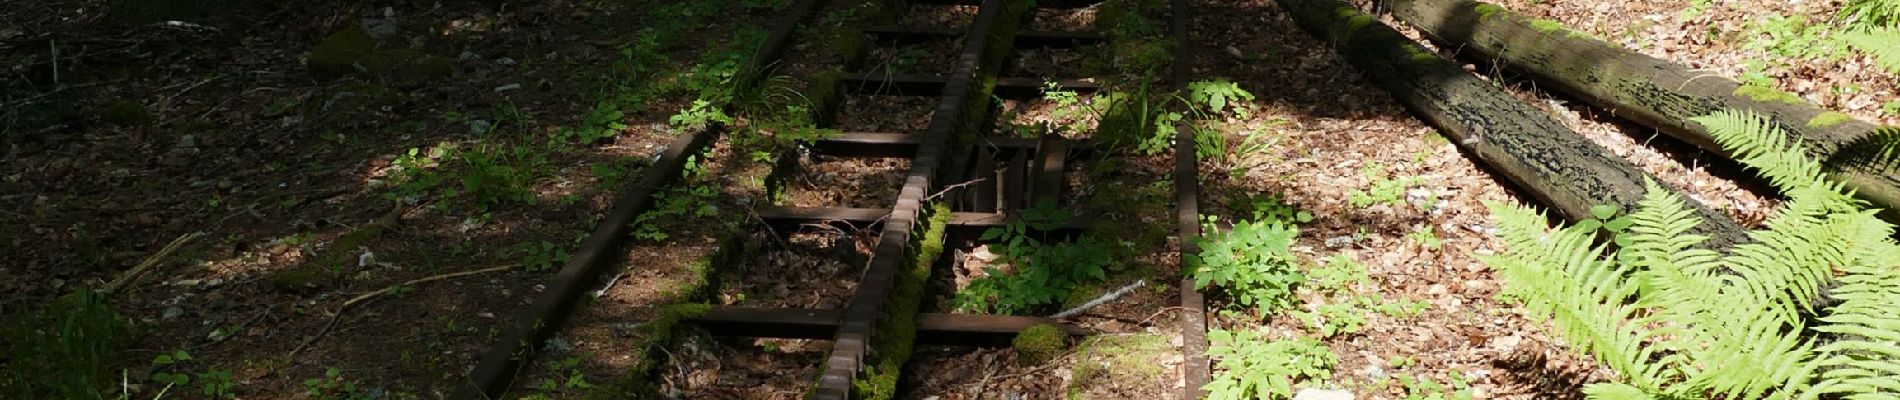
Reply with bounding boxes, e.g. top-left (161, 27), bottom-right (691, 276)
top-left (1390, 0), bottom-right (1900, 221)
top-left (1276, 0), bottom-right (1748, 247)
